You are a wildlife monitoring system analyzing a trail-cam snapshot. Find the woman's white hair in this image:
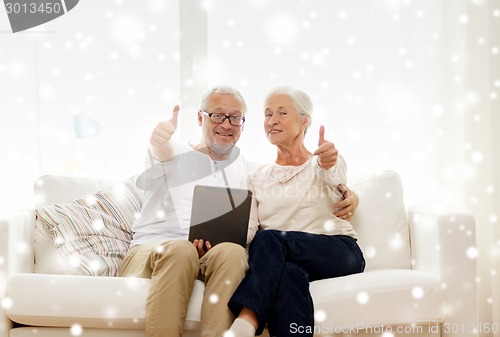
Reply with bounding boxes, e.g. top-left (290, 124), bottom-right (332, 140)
top-left (265, 85), bottom-right (313, 133)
